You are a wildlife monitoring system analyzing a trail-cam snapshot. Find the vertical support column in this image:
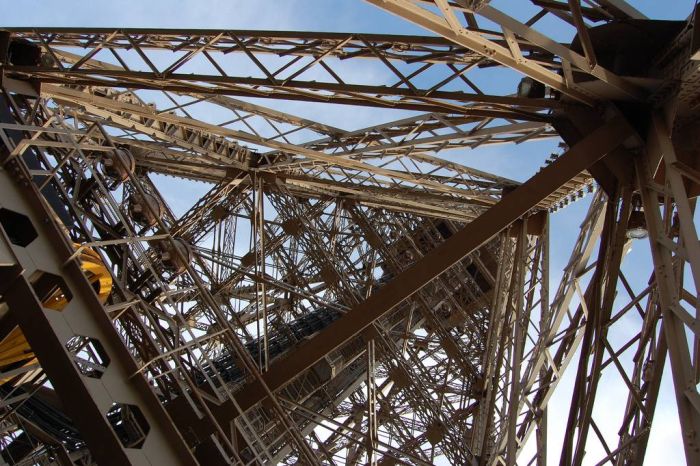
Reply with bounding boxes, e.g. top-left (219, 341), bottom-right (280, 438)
top-left (506, 221), bottom-right (527, 466)
top-left (536, 217), bottom-right (550, 466)
top-left (366, 339), bottom-right (378, 466)
top-left (559, 184), bottom-right (632, 466)
top-left (636, 113), bottom-right (700, 465)
top-left (499, 193), bottom-right (605, 464)
top-left (471, 232), bottom-right (512, 462)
